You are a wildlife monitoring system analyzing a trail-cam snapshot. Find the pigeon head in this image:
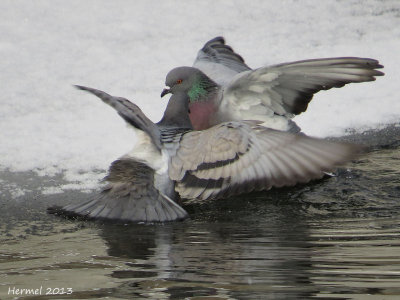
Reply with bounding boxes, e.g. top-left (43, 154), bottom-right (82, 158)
top-left (161, 66), bottom-right (218, 102)
top-left (158, 91), bottom-right (193, 129)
